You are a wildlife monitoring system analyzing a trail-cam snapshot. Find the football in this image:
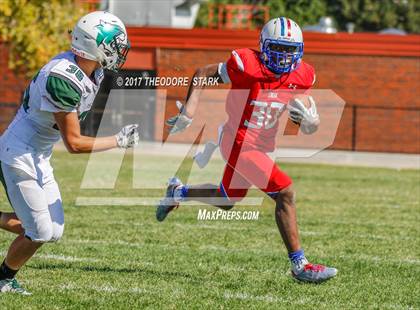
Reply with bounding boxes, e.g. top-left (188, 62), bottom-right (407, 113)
top-left (288, 94), bottom-right (320, 134)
